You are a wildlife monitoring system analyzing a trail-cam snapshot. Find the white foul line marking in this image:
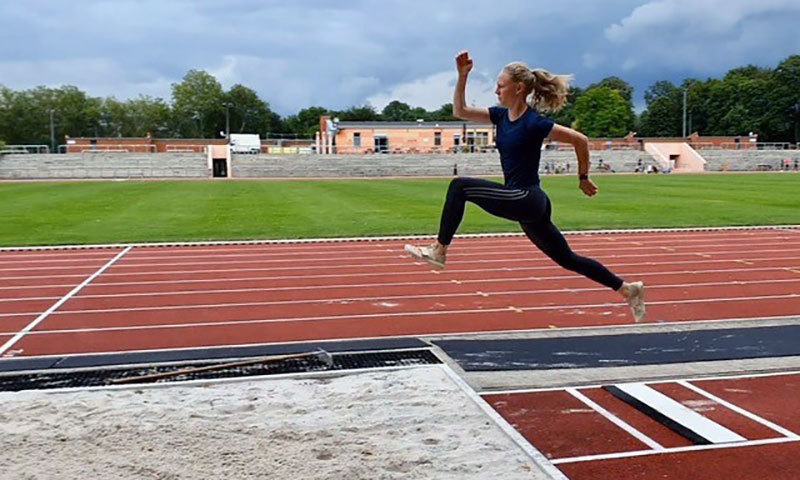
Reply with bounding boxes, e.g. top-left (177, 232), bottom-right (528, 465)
top-left (678, 380), bottom-right (800, 439)
top-left (566, 388), bottom-right (664, 450)
top-left (551, 436), bottom-right (800, 465)
top-left (0, 247), bottom-right (132, 357)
